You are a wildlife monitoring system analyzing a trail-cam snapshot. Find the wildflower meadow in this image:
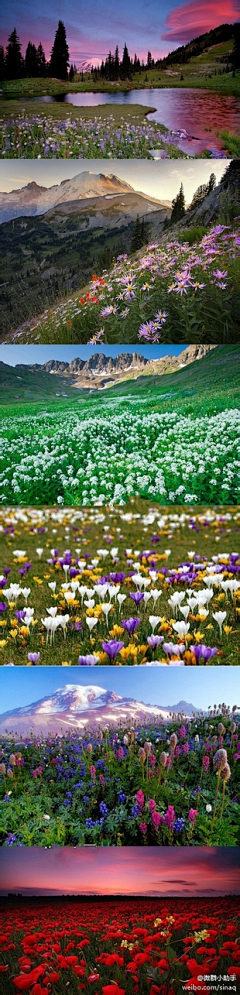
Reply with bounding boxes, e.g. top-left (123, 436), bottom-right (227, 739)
top-left (0, 704), bottom-right (239, 846)
top-left (0, 897), bottom-right (239, 994)
top-left (0, 397), bottom-right (239, 507)
top-left (0, 504), bottom-right (239, 666)
top-left (0, 107), bottom-right (186, 161)
top-left (14, 224), bottom-right (240, 344)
